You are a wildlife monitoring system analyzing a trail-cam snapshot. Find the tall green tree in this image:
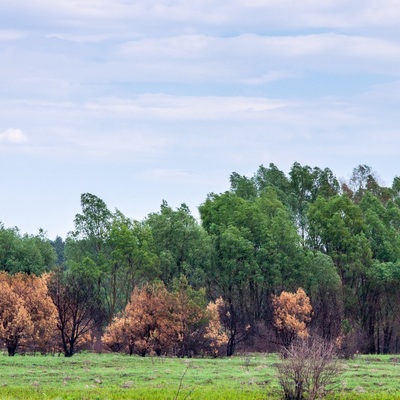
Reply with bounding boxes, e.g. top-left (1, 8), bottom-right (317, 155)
top-left (254, 163), bottom-right (292, 208)
top-left (65, 193), bottom-right (113, 265)
top-left (105, 211), bottom-right (159, 321)
top-left (66, 194), bottom-right (159, 323)
top-left (200, 189), bottom-right (305, 355)
top-left (304, 251), bottom-right (342, 340)
top-left (145, 201), bottom-right (212, 289)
